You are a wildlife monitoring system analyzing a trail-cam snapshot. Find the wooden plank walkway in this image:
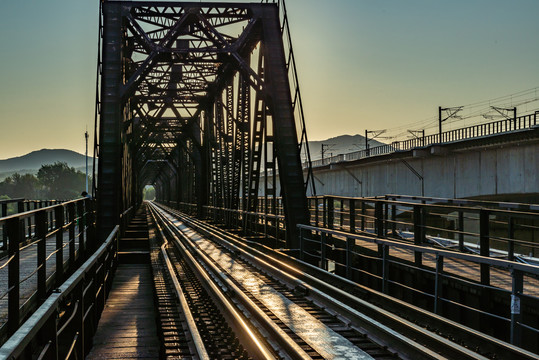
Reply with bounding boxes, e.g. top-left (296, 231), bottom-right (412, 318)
top-left (0, 231), bottom-right (80, 326)
top-left (86, 264), bottom-right (159, 359)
